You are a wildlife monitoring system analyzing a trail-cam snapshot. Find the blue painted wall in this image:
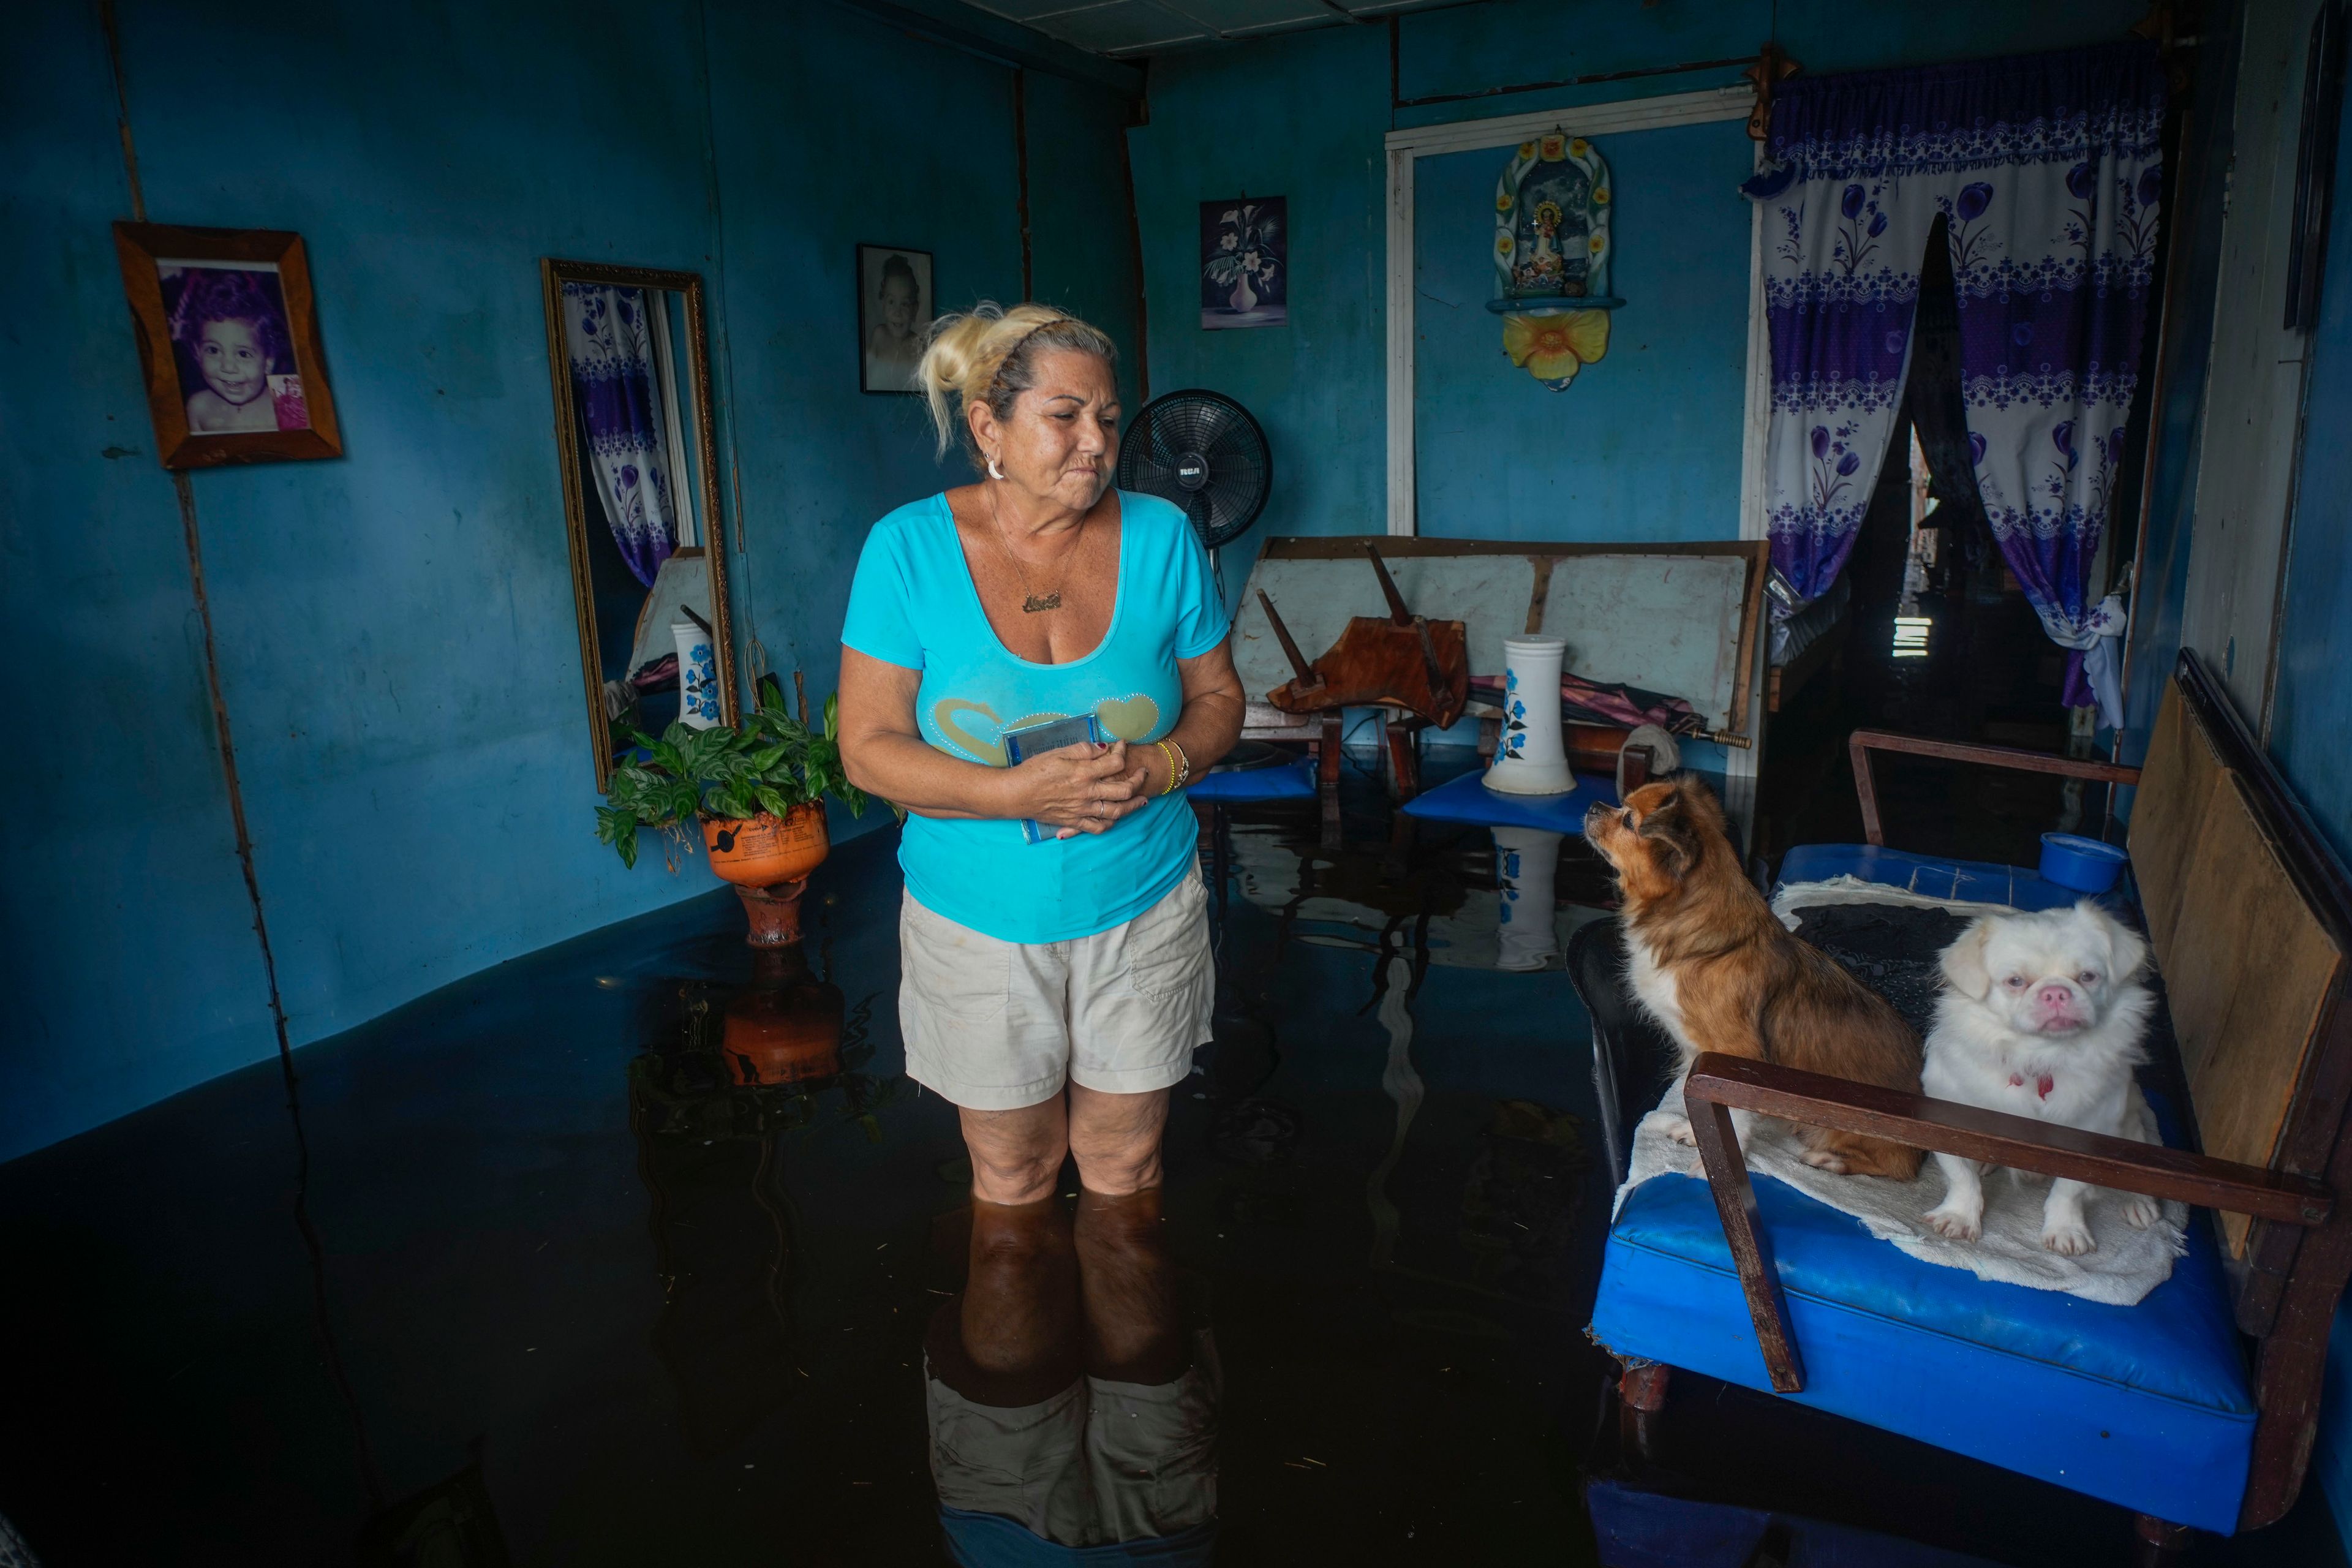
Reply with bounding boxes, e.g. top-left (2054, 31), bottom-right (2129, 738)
top-left (1126, 0), bottom-right (2146, 601)
top-left (2267, 82), bottom-right (2352, 868)
top-left (1412, 119), bottom-right (1755, 541)
top-left (2118, 2), bottom-right (2244, 764)
top-left (2274, 23), bottom-right (2352, 1553)
top-left (0, 0), bottom-right (1136, 1163)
